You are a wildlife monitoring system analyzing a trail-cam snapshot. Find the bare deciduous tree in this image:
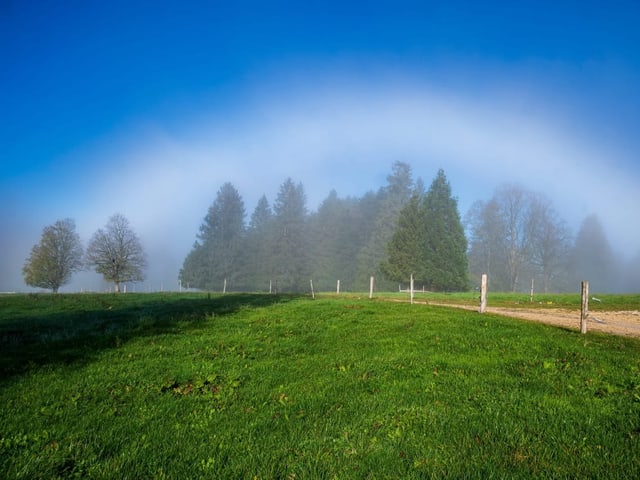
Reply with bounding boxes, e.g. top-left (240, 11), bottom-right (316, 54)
top-left (86, 214), bottom-right (146, 293)
top-left (467, 184), bottom-right (572, 292)
top-left (528, 194), bottom-right (572, 292)
top-left (467, 185), bottom-right (533, 292)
